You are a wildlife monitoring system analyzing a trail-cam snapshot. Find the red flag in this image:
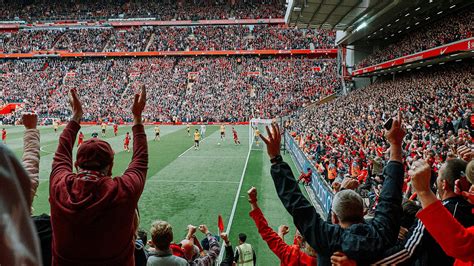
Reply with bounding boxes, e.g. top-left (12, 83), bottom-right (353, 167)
top-left (218, 215), bottom-right (224, 233)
